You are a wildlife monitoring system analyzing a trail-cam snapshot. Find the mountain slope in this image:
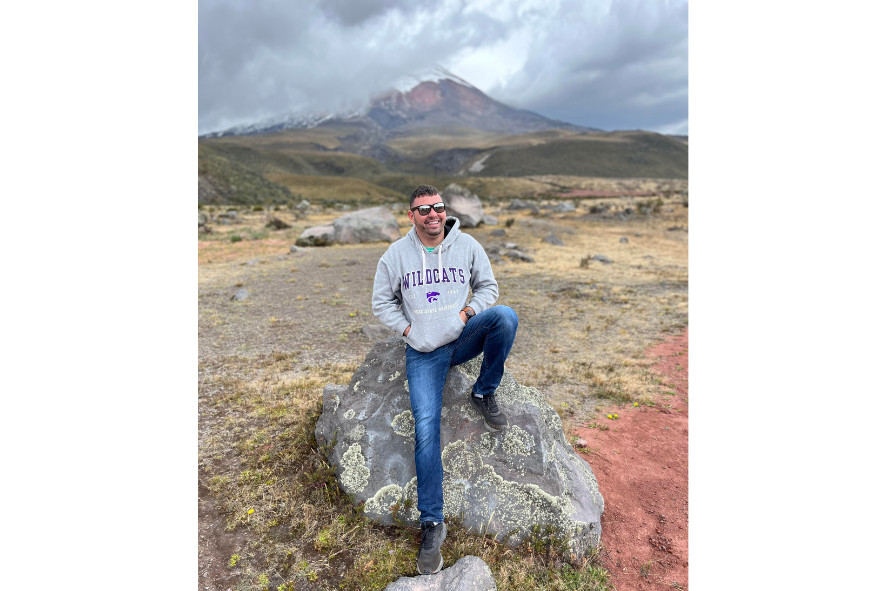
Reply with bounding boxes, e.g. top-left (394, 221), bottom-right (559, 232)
top-left (203, 70), bottom-right (596, 139)
top-left (197, 71), bottom-right (687, 204)
top-left (461, 132), bottom-right (688, 179)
